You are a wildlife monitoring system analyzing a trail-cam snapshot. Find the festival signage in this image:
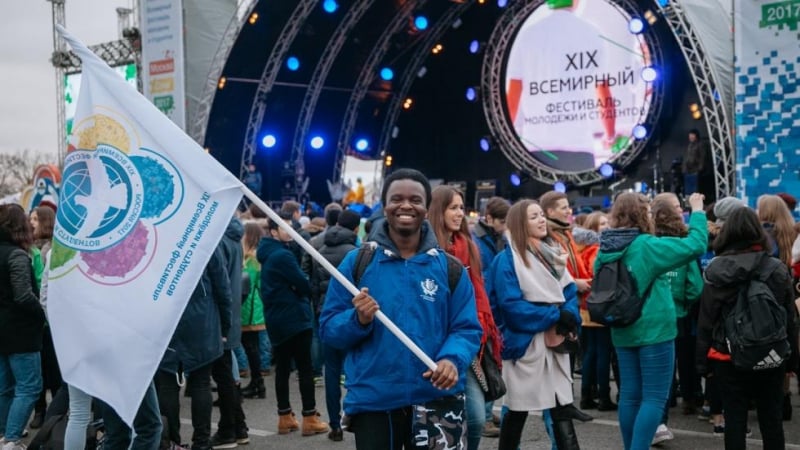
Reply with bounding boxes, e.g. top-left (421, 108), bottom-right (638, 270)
top-left (504, 0), bottom-right (652, 172)
top-left (140, 0), bottom-right (186, 129)
top-left (734, 0), bottom-right (800, 213)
